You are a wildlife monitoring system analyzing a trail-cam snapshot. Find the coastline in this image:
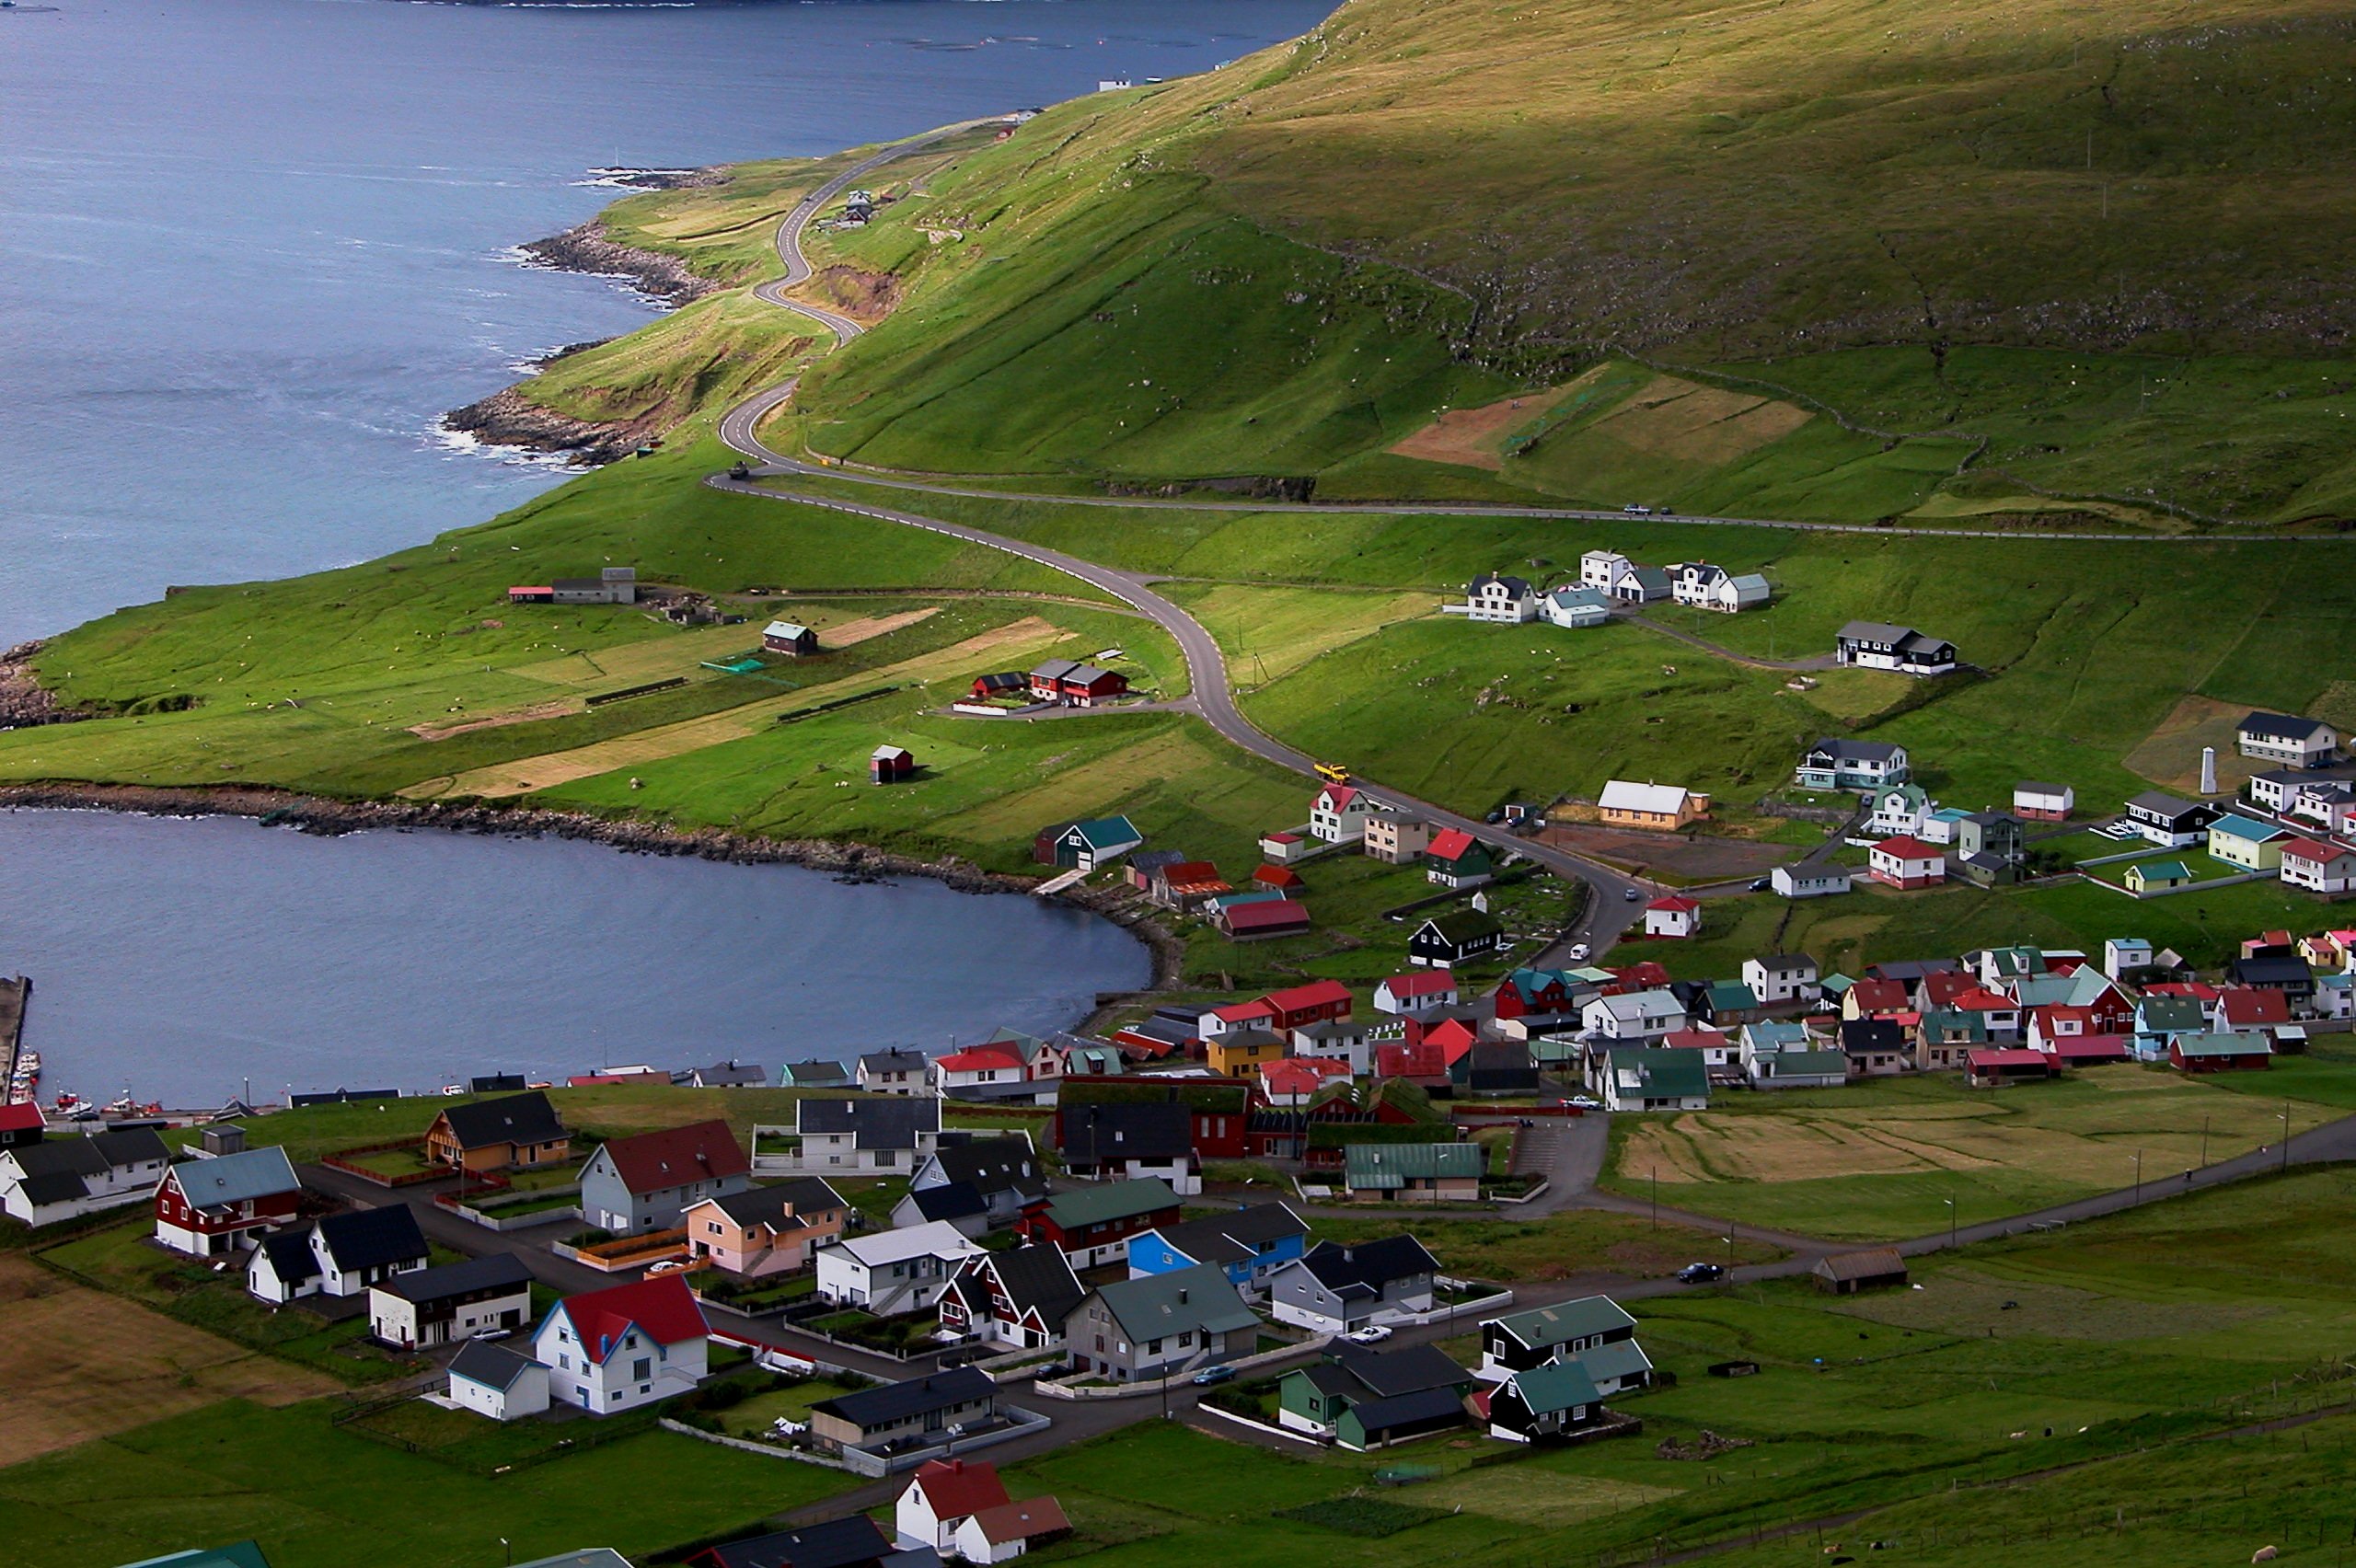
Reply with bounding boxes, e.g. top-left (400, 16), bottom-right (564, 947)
top-left (446, 218), bottom-right (724, 462)
top-left (0, 782), bottom-right (1183, 993)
